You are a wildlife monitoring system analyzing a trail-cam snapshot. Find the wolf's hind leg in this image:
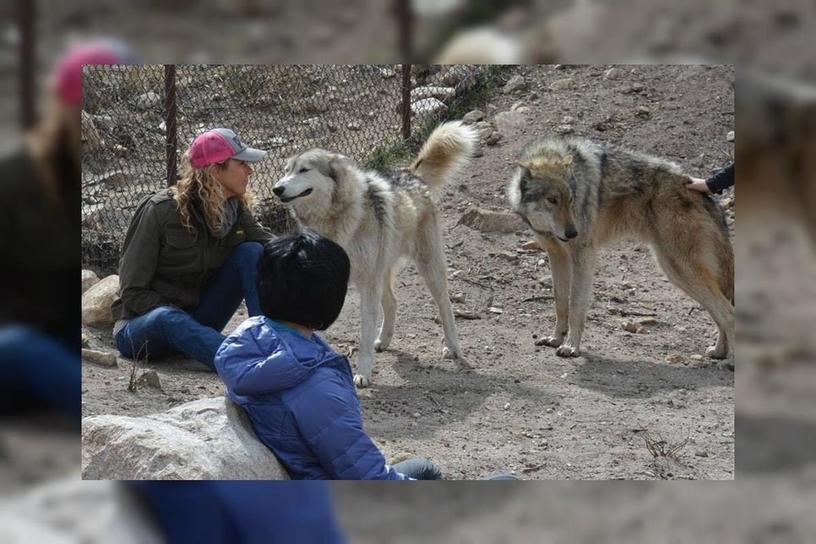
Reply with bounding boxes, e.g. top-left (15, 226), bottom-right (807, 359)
top-left (375, 268), bottom-right (397, 352)
top-left (415, 220), bottom-right (463, 361)
top-left (649, 228), bottom-right (734, 369)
